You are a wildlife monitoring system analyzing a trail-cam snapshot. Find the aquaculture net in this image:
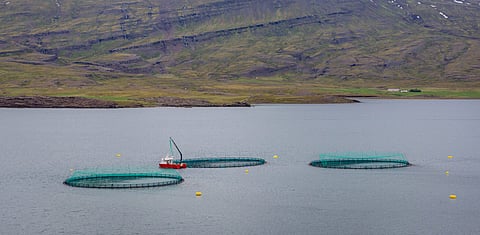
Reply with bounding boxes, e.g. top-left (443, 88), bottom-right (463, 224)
top-left (310, 152), bottom-right (410, 169)
top-left (175, 157), bottom-right (266, 168)
top-left (64, 166), bottom-right (183, 188)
